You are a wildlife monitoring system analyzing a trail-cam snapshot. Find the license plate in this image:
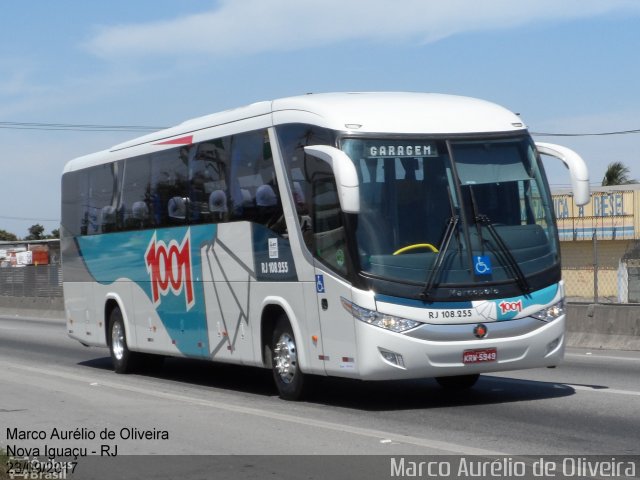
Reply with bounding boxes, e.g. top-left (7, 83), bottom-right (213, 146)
top-left (463, 348), bottom-right (497, 364)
